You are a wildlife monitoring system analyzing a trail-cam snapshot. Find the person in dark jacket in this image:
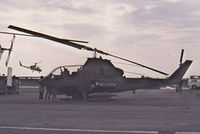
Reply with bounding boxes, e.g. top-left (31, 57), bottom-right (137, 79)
top-left (39, 76), bottom-right (45, 99)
